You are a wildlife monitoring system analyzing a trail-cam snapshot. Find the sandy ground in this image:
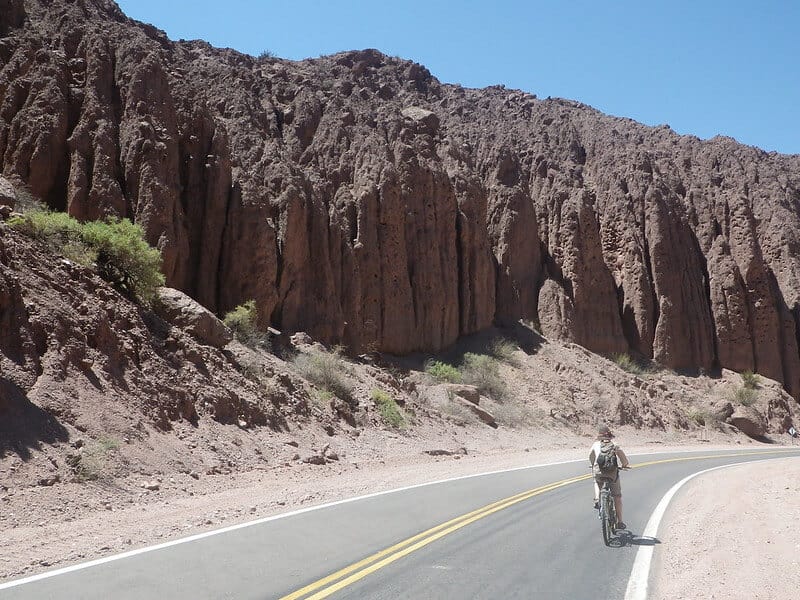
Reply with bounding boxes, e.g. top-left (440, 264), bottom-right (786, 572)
top-left (4, 429), bottom-right (799, 598)
top-left (651, 454), bottom-right (800, 600)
